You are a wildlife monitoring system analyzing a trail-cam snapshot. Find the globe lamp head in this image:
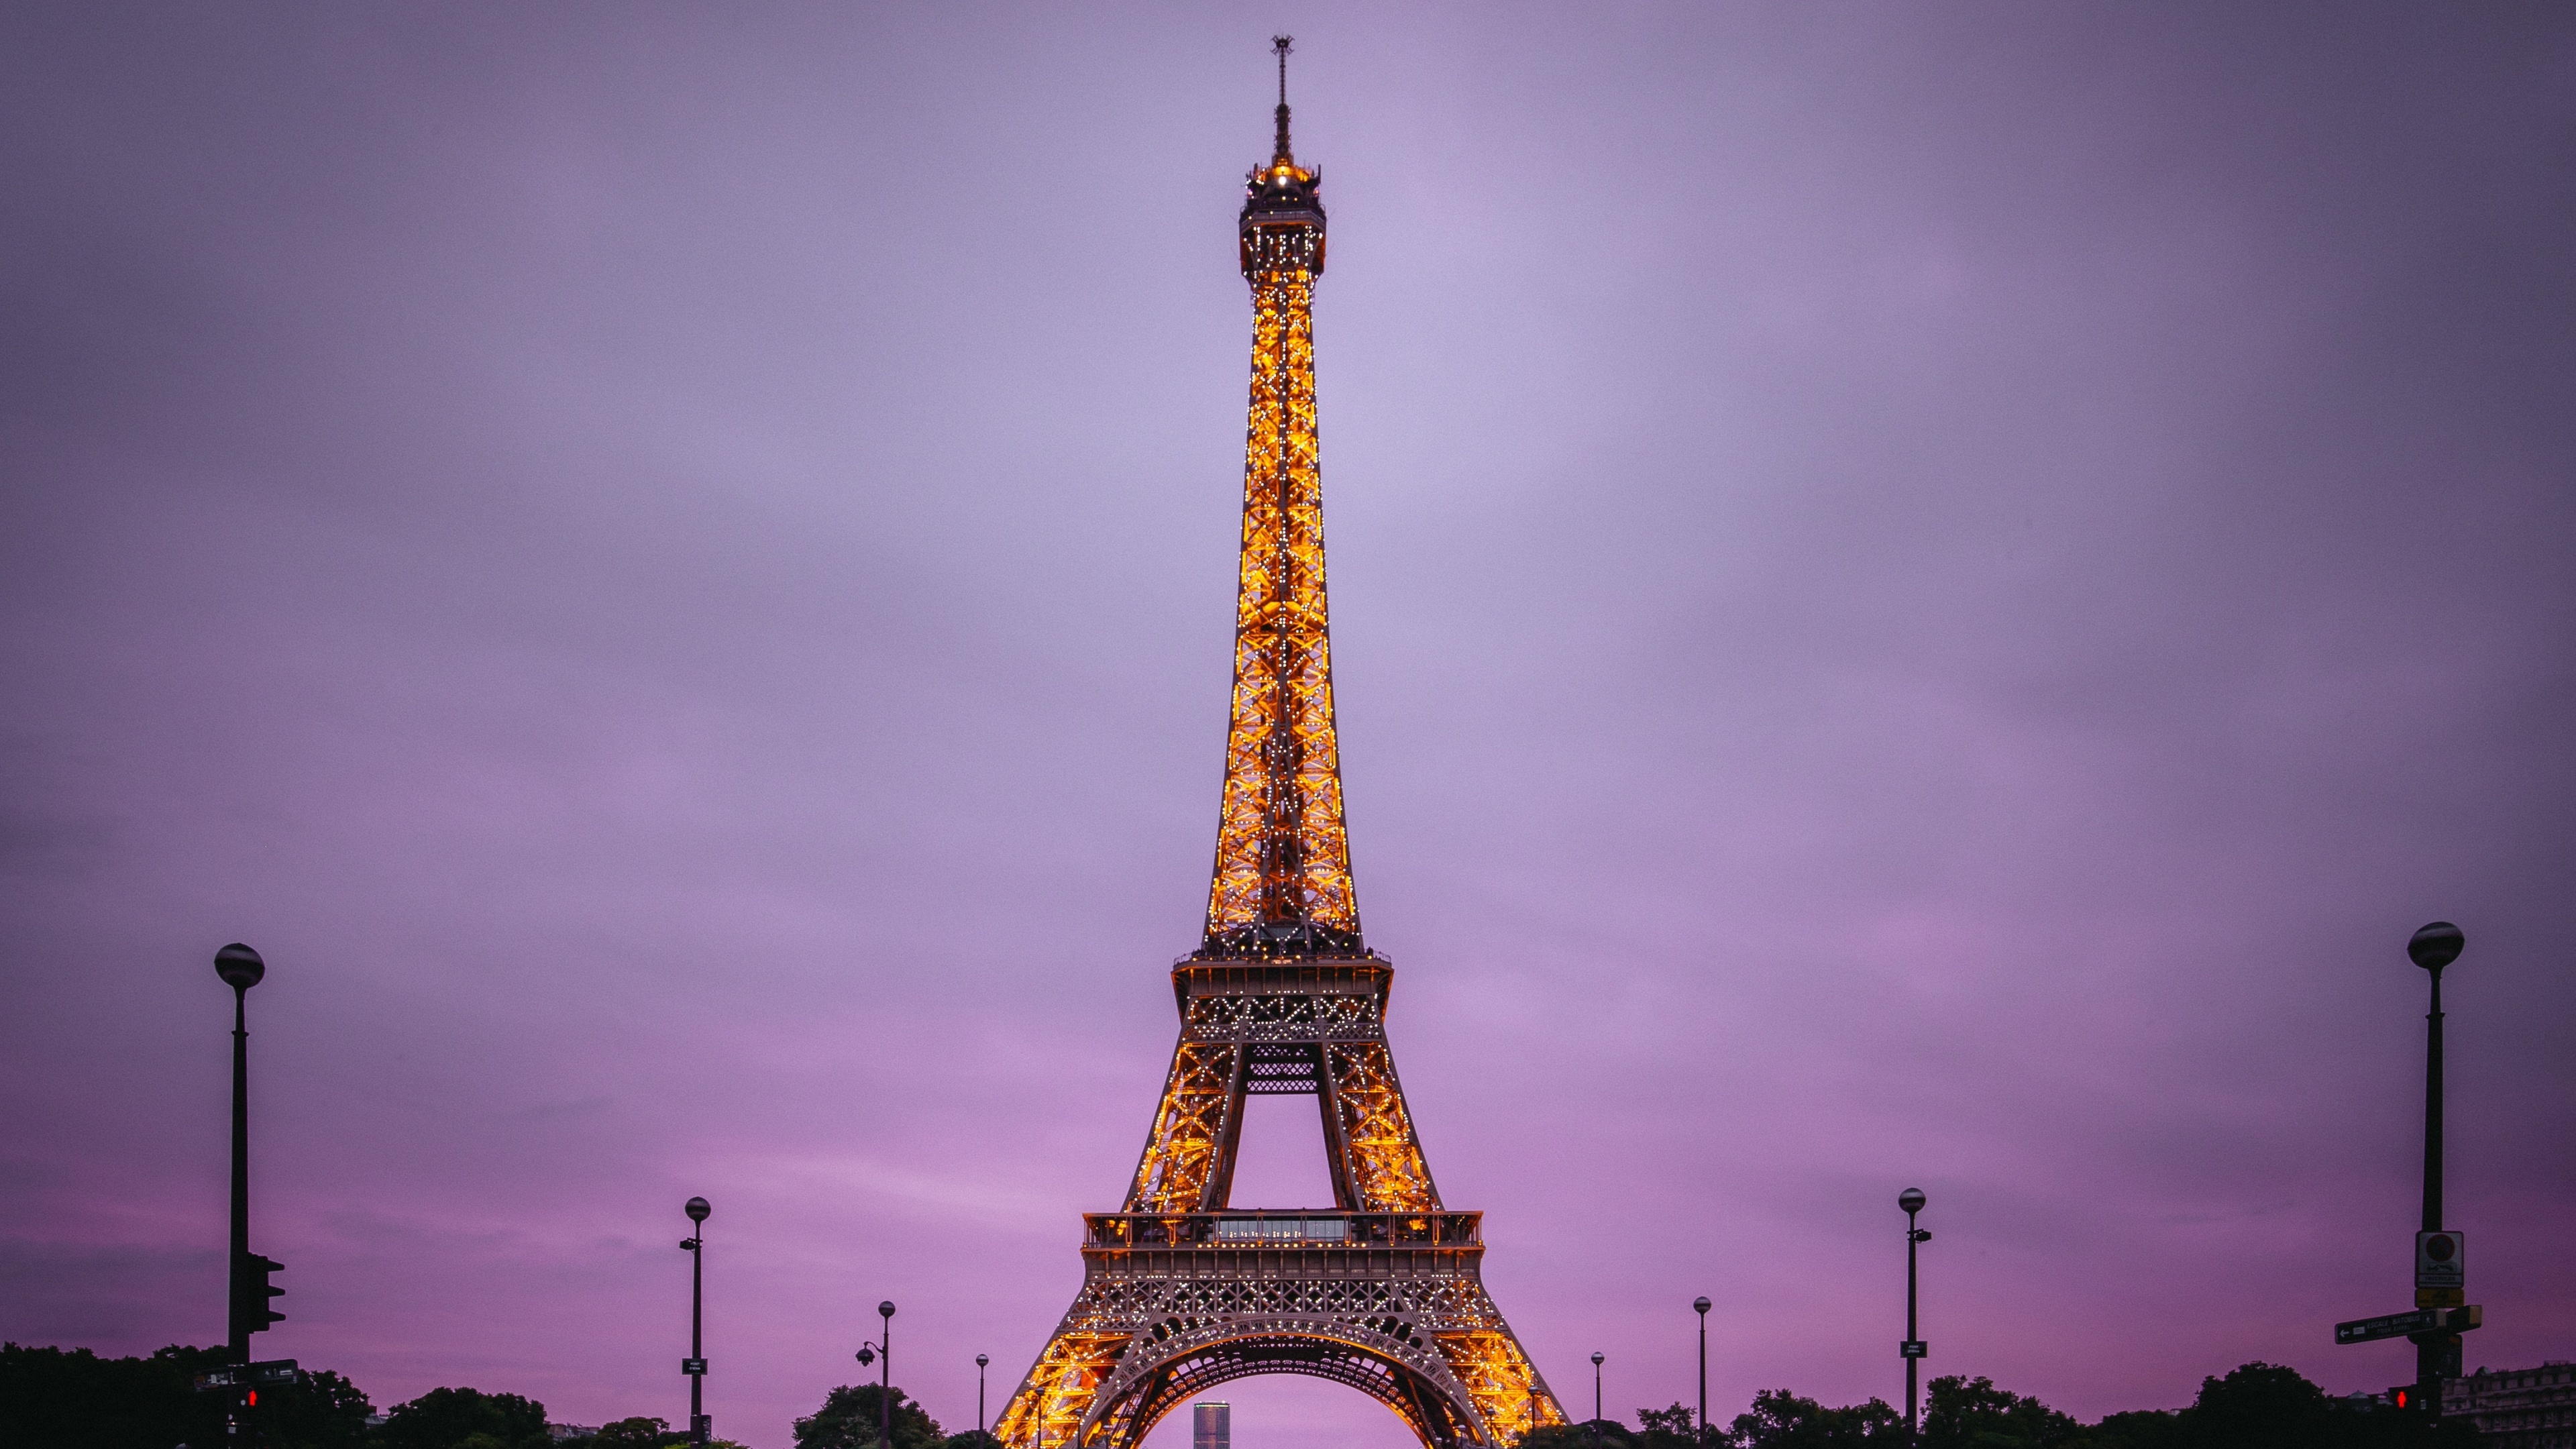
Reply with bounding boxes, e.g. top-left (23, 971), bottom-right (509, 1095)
top-left (2408, 921), bottom-right (2464, 972)
top-left (1898, 1187), bottom-right (1927, 1214)
top-left (685, 1196), bottom-right (711, 1224)
top-left (215, 943), bottom-right (266, 991)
